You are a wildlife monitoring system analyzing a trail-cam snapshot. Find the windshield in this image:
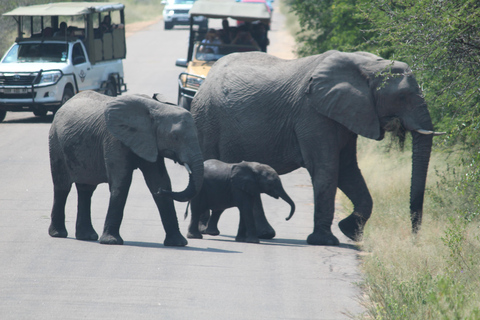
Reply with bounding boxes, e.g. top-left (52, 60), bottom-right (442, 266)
top-left (2, 43), bottom-right (68, 63)
top-left (195, 43), bottom-right (259, 62)
top-left (173, 0), bottom-right (196, 4)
